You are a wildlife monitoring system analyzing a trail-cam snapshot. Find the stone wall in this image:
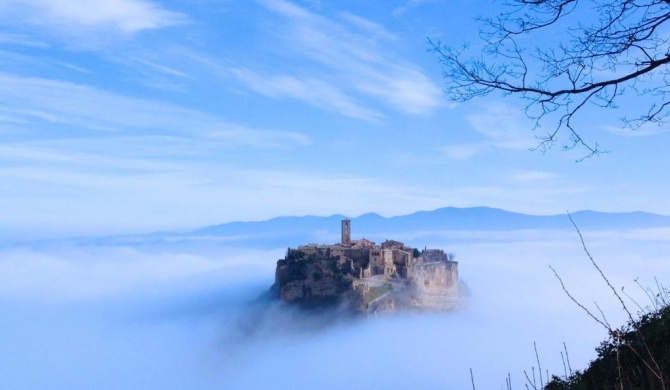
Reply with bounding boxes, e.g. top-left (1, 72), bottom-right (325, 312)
top-left (410, 261), bottom-right (459, 311)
